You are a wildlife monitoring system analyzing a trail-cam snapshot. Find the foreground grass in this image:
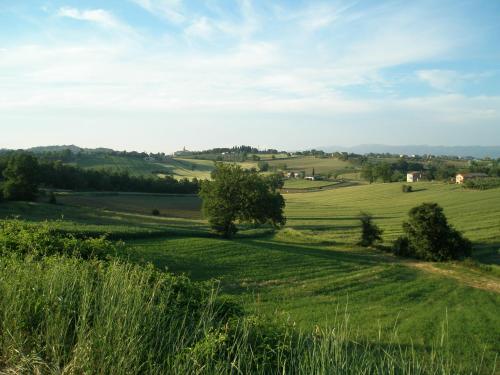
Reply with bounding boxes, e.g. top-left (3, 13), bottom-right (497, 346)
top-left (0, 254), bottom-right (490, 374)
